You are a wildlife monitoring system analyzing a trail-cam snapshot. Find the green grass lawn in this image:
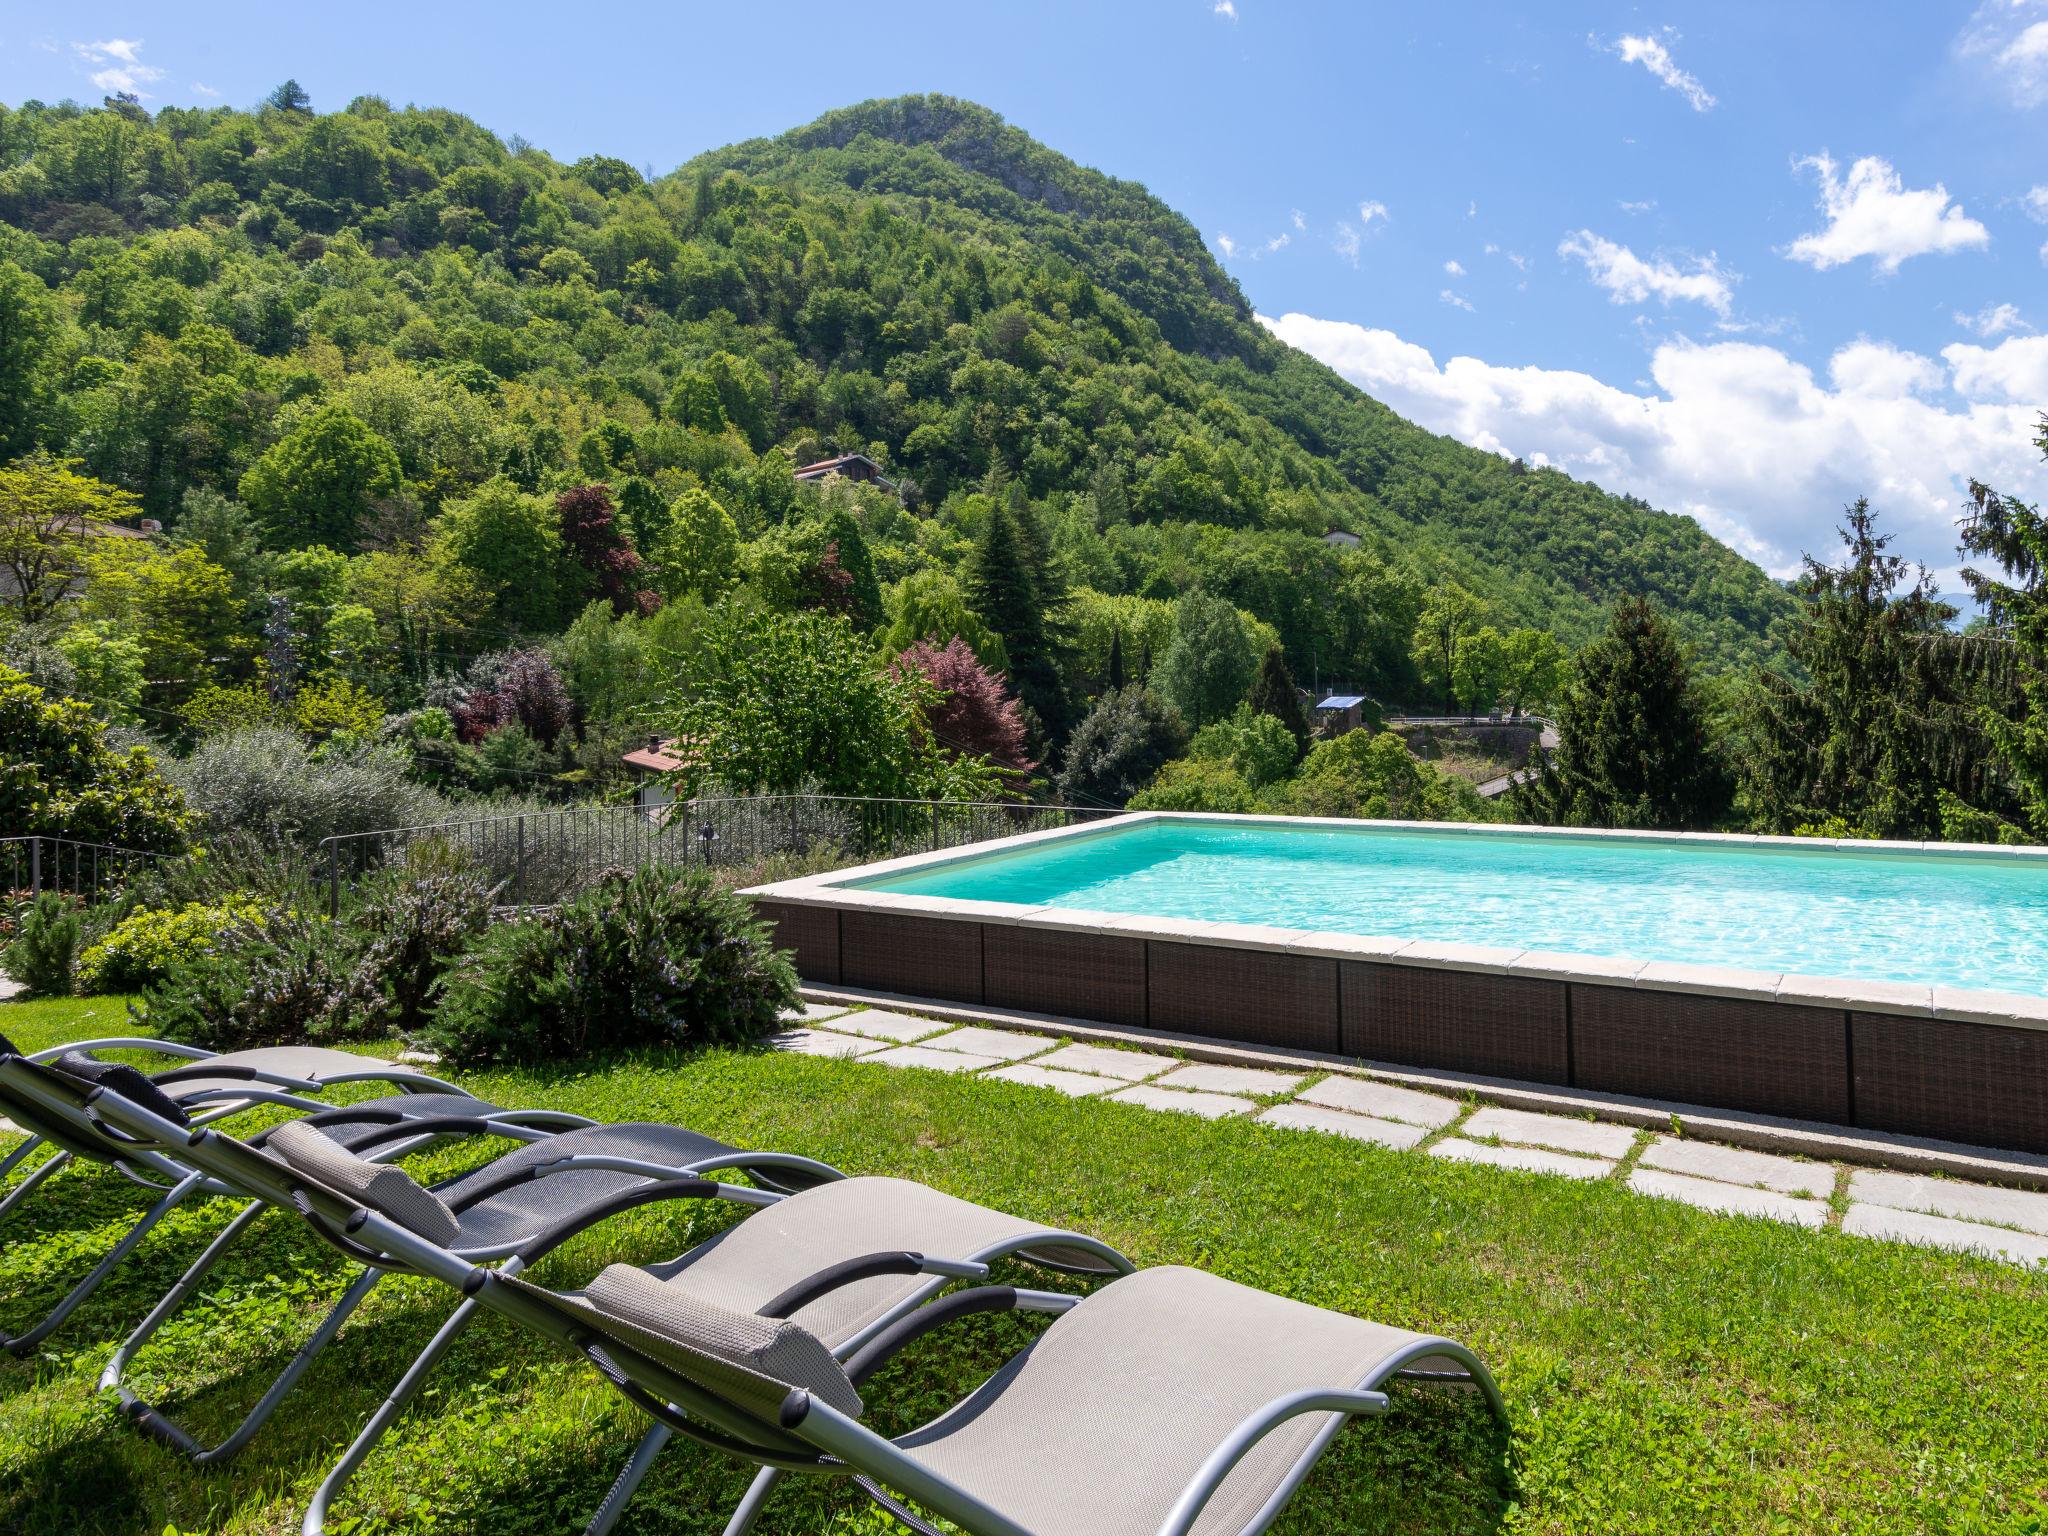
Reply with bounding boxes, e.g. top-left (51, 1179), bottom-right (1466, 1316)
top-left (2, 995), bottom-right (2044, 1535)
